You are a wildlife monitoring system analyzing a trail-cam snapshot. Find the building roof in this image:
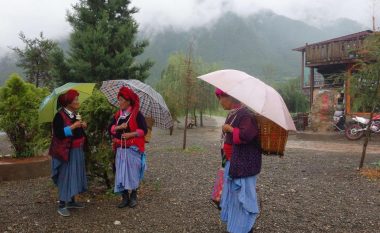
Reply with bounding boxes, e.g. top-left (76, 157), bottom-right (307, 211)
top-left (293, 30), bottom-right (373, 52)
